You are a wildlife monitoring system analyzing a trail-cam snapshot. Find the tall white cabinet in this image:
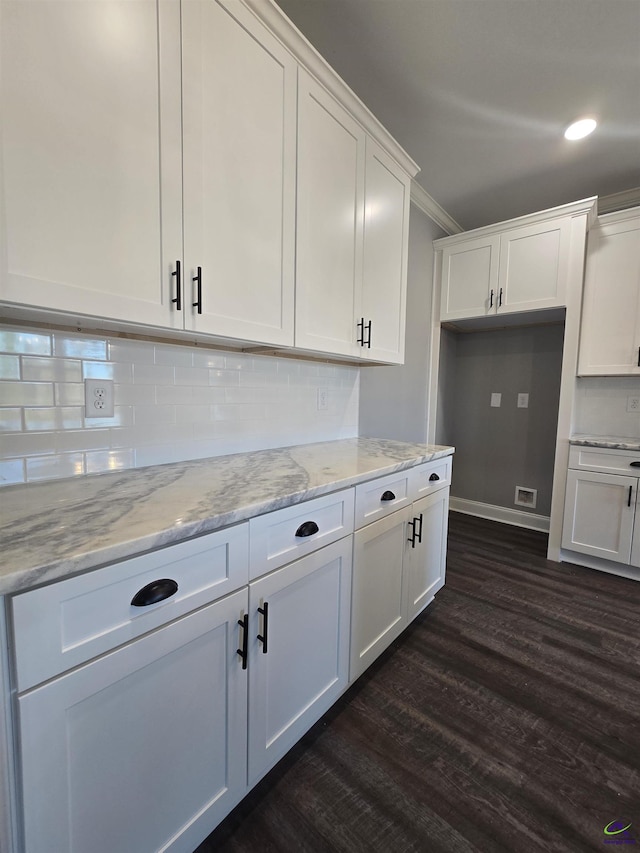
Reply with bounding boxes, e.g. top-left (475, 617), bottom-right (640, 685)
top-left (577, 208), bottom-right (640, 376)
